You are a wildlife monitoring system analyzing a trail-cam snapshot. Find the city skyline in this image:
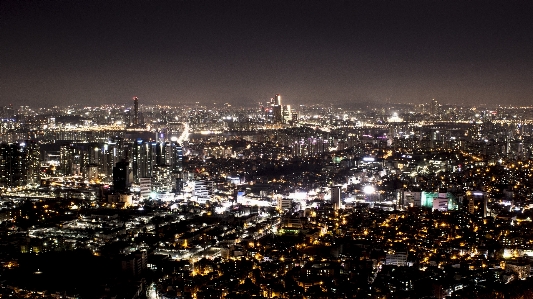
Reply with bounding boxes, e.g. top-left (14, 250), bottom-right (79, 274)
top-left (2, 90), bottom-right (533, 297)
top-left (1, 0), bottom-right (533, 107)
